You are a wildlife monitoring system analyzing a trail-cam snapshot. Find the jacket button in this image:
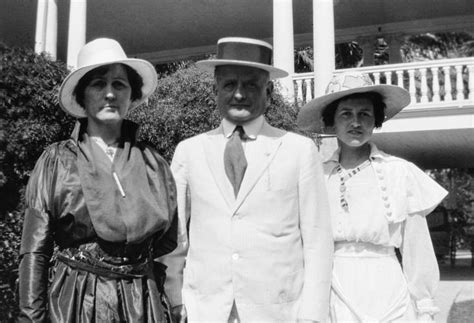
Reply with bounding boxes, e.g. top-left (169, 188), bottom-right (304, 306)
top-left (232, 253), bottom-right (240, 261)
